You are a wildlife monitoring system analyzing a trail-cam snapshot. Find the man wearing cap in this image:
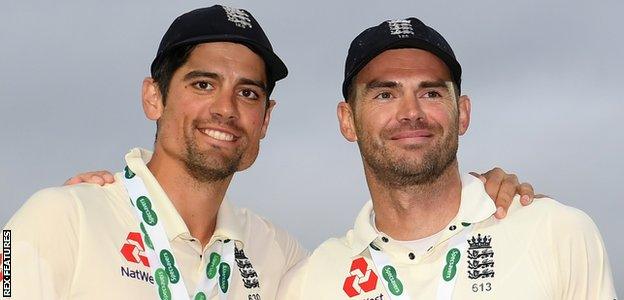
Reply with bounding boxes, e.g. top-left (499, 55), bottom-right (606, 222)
top-left (277, 18), bottom-right (617, 299)
top-left (4, 5), bottom-right (537, 300)
top-left (3, 5), bottom-right (306, 300)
